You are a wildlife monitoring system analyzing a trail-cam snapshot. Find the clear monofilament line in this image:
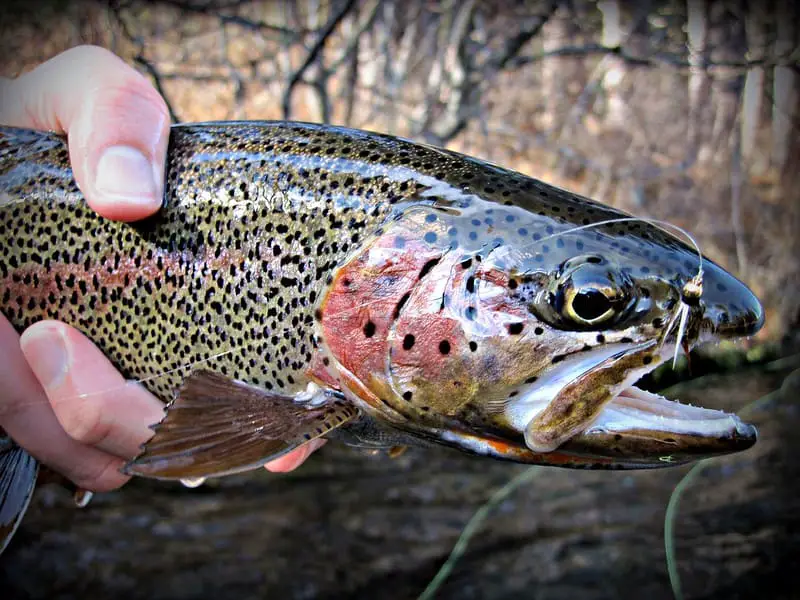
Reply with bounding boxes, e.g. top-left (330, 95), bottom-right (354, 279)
top-left (520, 215), bottom-right (704, 279)
top-left (520, 214), bottom-right (706, 369)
